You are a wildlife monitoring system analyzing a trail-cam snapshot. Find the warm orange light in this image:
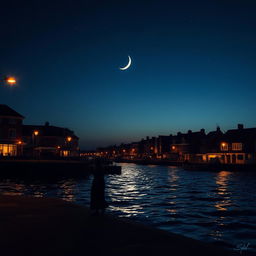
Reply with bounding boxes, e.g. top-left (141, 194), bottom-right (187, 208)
top-left (123, 149), bottom-right (126, 153)
top-left (113, 150), bottom-right (116, 154)
top-left (221, 143), bottom-right (226, 147)
top-left (172, 146), bottom-right (176, 150)
top-left (67, 136), bottom-right (72, 142)
top-left (34, 130), bottom-right (39, 136)
top-left (6, 77), bottom-right (16, 85)
top-left (150, 147), bottom-right (154, 150)
top-left (132, 148), bottom-right (135, 152)
top-left (57, 146), bottom-right (61, 149)
top-left (17, 140), bottom-right (22, 145)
